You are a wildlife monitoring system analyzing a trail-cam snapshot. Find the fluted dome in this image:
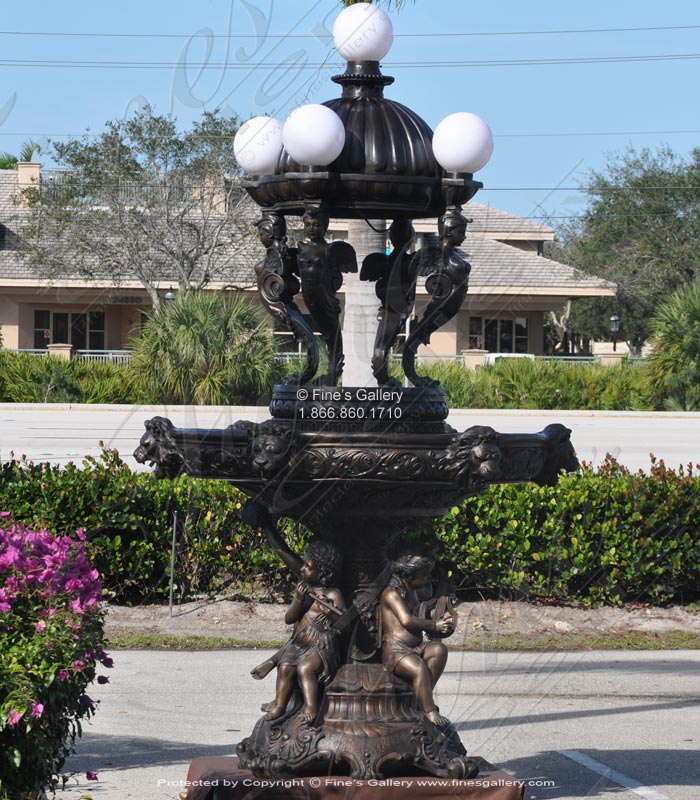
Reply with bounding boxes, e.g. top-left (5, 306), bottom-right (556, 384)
top-left (243, 62), bottom-right (480, 219)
